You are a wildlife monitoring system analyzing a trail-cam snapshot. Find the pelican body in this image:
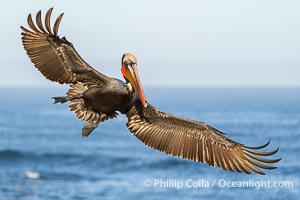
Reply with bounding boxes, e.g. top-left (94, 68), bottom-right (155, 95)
top-left (51, 53), bottom-right (140, 136)
top-left (82, 80), bottom-right (133, 114)
top-left (21, 8), bottom-right (281, 175)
